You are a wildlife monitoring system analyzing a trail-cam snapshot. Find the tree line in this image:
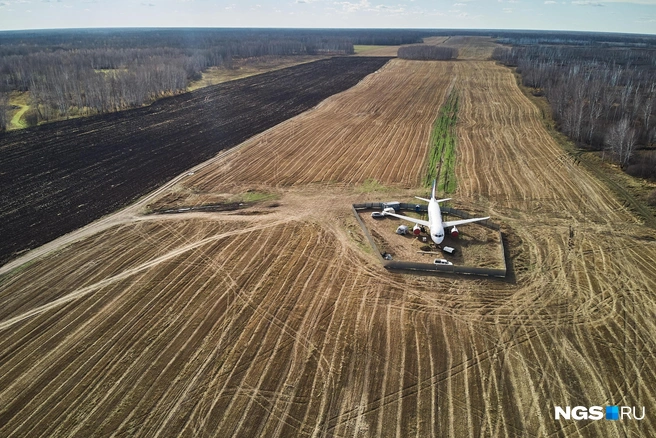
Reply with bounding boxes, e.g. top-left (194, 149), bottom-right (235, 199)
top-left (0, 28), bottom-right (423, 56)
top-left (0, 29), bottom-right (372, 129)
top-left (398, 45), bottom-right (458, 61)
top-left (0, 93), bottom-right (8, 131)
top-left (493, 44), bottom-right (656, 181)
top-left (493, 31), bottom-right (656, 48)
